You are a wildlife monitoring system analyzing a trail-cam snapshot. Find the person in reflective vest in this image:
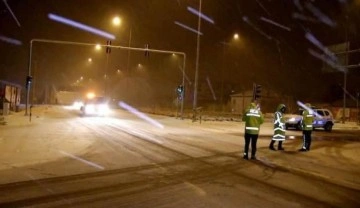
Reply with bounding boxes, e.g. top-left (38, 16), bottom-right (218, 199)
top-left (299, 103), bottom-right (314, 152)
top-left (269, 104), bottom-right (286, 151)
top-left (242, 102), bottom-right (264, 160)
